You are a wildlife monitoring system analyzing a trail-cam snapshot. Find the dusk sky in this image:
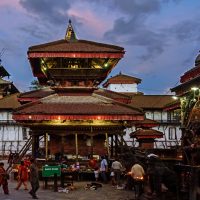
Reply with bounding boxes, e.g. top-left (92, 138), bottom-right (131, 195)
top-left (0, 0), bottom-right (200, 94)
